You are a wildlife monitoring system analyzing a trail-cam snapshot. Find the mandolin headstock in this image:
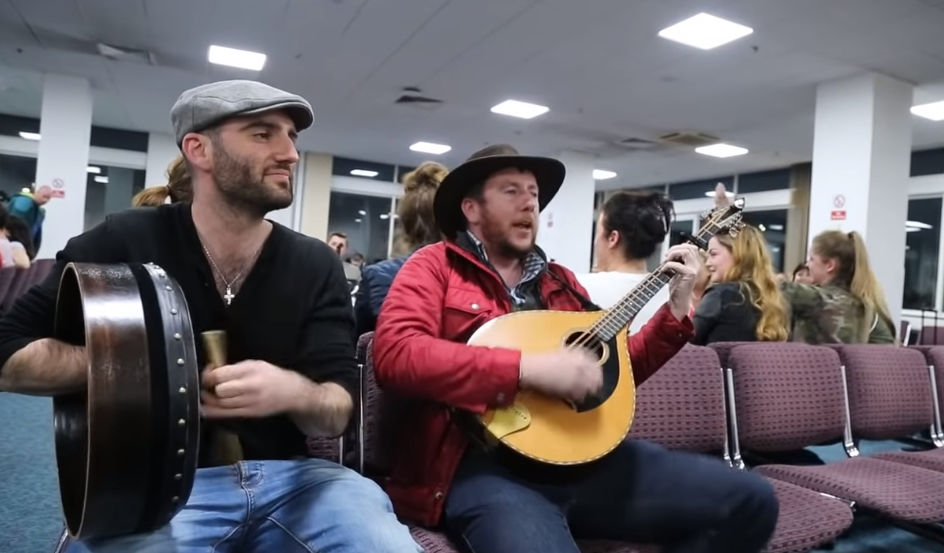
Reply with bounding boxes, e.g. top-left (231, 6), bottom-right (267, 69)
top-left (688, 197), bottom-right (746, 248)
